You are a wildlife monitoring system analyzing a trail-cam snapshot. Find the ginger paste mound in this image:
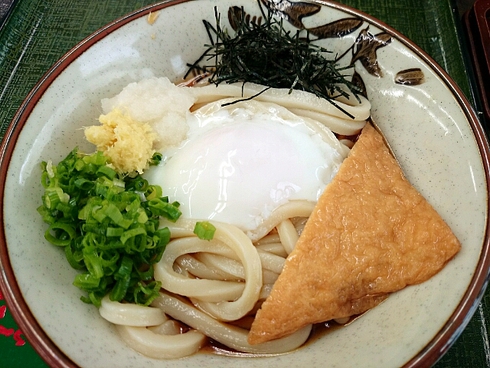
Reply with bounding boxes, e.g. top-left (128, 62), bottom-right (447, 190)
top-left (84, 77), bottom-right (197, 174)
top-left (248, 122), bottom-right (461, 345)
top-left (85, 109), bottom-right (157, 174)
